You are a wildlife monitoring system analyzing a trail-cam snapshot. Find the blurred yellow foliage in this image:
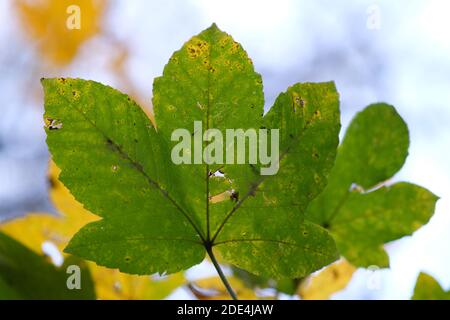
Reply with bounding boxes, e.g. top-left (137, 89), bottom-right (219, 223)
top-left (15, 0), bottom-right (106, 65)
top-left (93, 269), bottom-right (185, 300)
top-left (0, 162), bottom-right (184, 300)
top-left (298, 260), bottom-right (356, 300)
top-left (1, 162), bottom-right (98, 252)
